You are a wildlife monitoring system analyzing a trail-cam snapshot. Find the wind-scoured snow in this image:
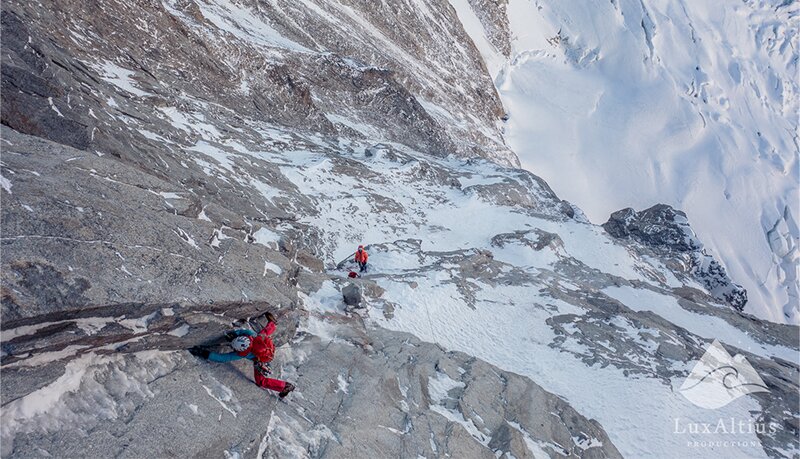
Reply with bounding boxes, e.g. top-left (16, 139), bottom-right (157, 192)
top-left (376, 277), bottom-right (771, 458)
top-left (603, 285), bottom-right (795, 361)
